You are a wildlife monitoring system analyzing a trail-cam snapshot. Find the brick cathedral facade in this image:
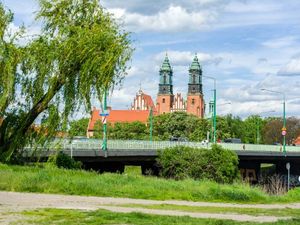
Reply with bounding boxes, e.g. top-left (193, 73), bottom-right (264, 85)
top-left (87, 54), bottom-right (205, 137)
top-left (155, 54), bottom-right (205, 117)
